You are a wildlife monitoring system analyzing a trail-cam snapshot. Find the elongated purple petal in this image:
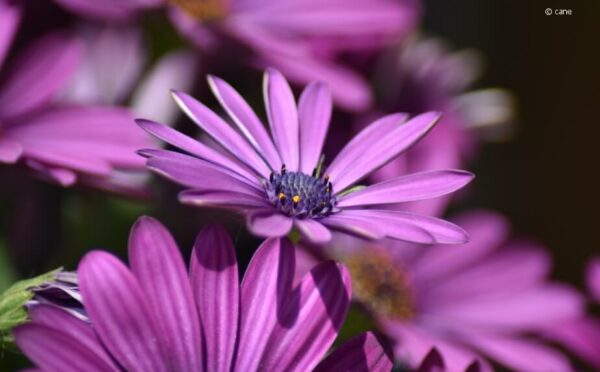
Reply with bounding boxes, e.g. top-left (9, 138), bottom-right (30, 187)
top-left (332, 112), bottom-right (441, 192)
top-left (337, 170), bottom-right (474, 207)
top-left (314, 332), bottom-right (393, 372)
top-left (235, 238), bottom-right (295, 371)
top-left (0, 138), bottom-right (23, 163)
top-left (294, 219), bottom-right (332, 244)
top-left (28, 305), bottom-right (117, 369)
top-left (298, 81), bottom-right (332, 173)
top-left (0, 33), bottom-right (82, 121)
top-left (0, 0), bottom-right (20, 69)
top-left (179, 189), bottom-right (272, 209)
top-left (53, 0), bottom-right (153, 21)
top-left (190, 225), bottom-right (239, 372)
top-left (78, 251), bottom-right (167, 372)
top-left (13, 324), bottom-right (116, 372)
top-left (264, 68), bottom-right (300, 171)
top-left (339, 209), bottom-right (469, 244)
top-left (208, 75), bottom-right (282, 170)
top-left (128, 217), bottom-right (202, 372)
top-left (246, 211), bottom-right (293, 237)
top-left (321, 213), bottom-right (387, 240)
top-left (171, 90), bottom-right (271, 177)
top-left (145, 150), bottom-right (262, 194)
top-left (326, 113), bottom-right (408, 182)
top-left (259, 261), bottom-right (351, 371)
